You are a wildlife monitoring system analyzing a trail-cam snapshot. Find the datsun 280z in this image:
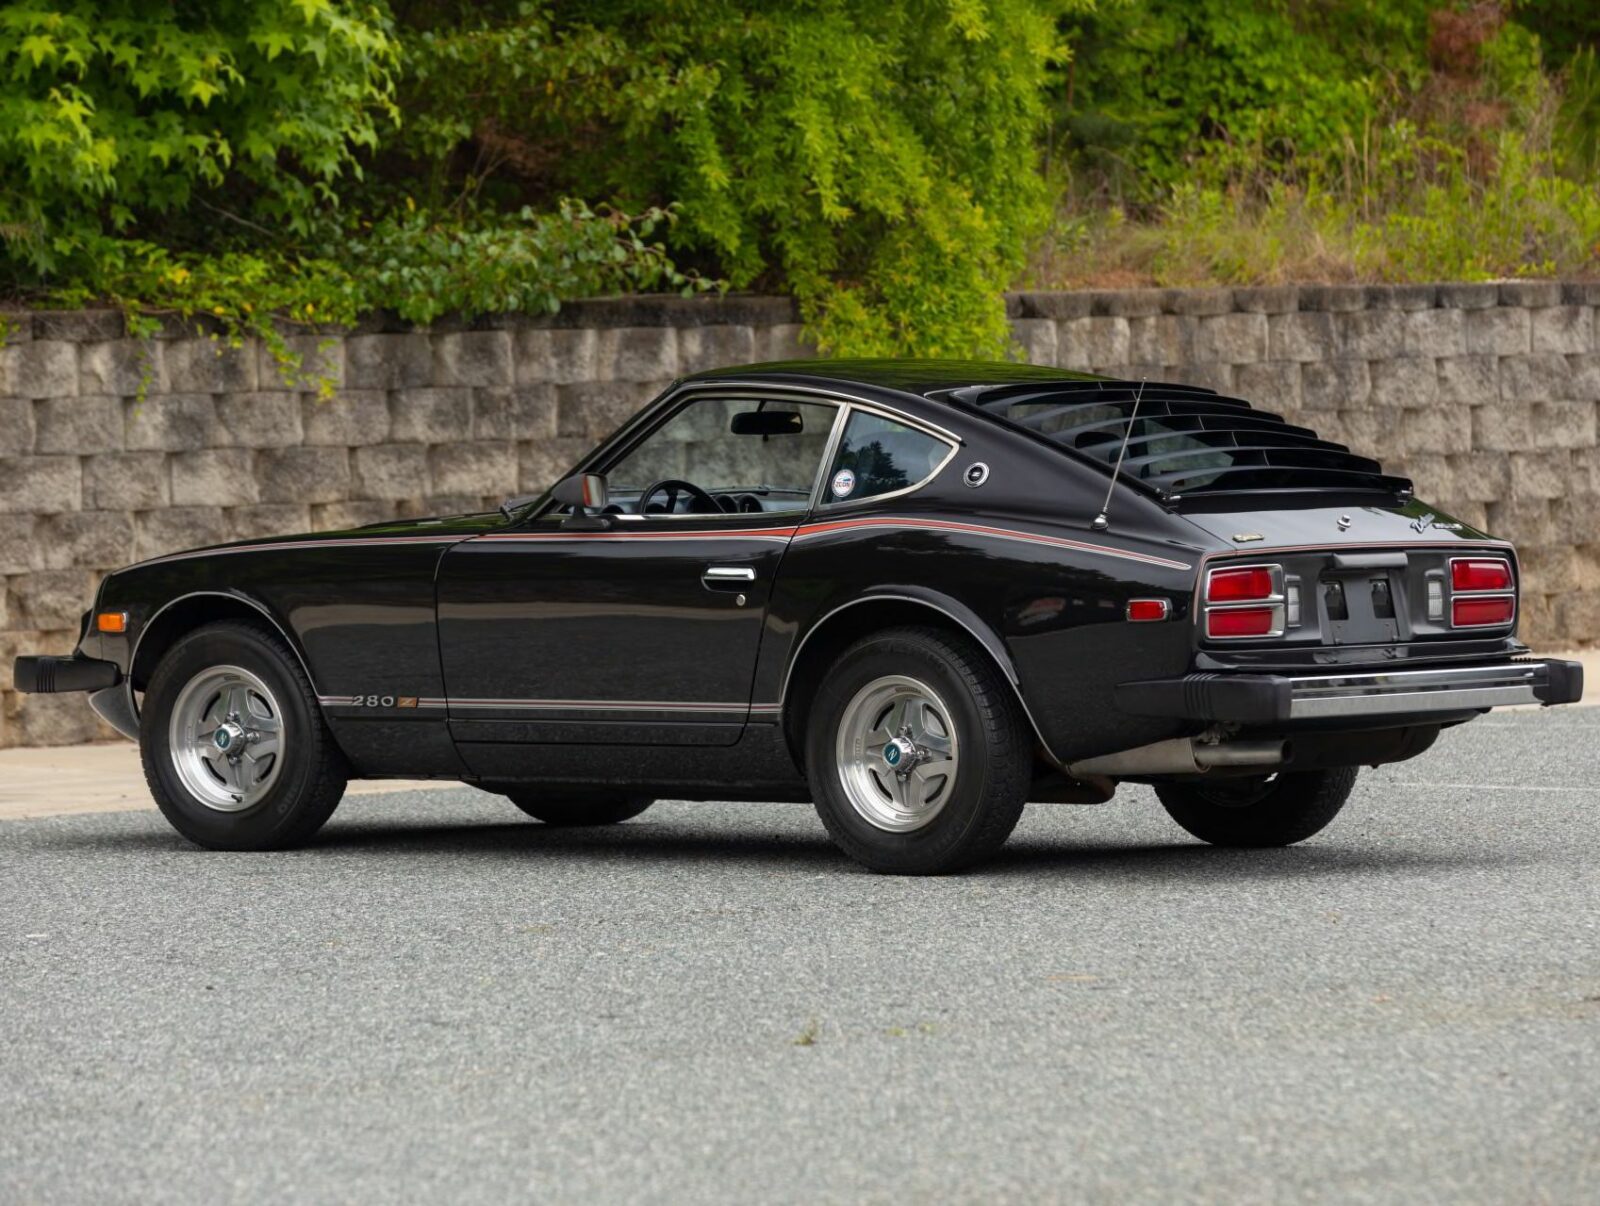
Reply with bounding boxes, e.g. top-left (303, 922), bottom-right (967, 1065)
top-left (14, 360), bottom-right (1582, 873)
